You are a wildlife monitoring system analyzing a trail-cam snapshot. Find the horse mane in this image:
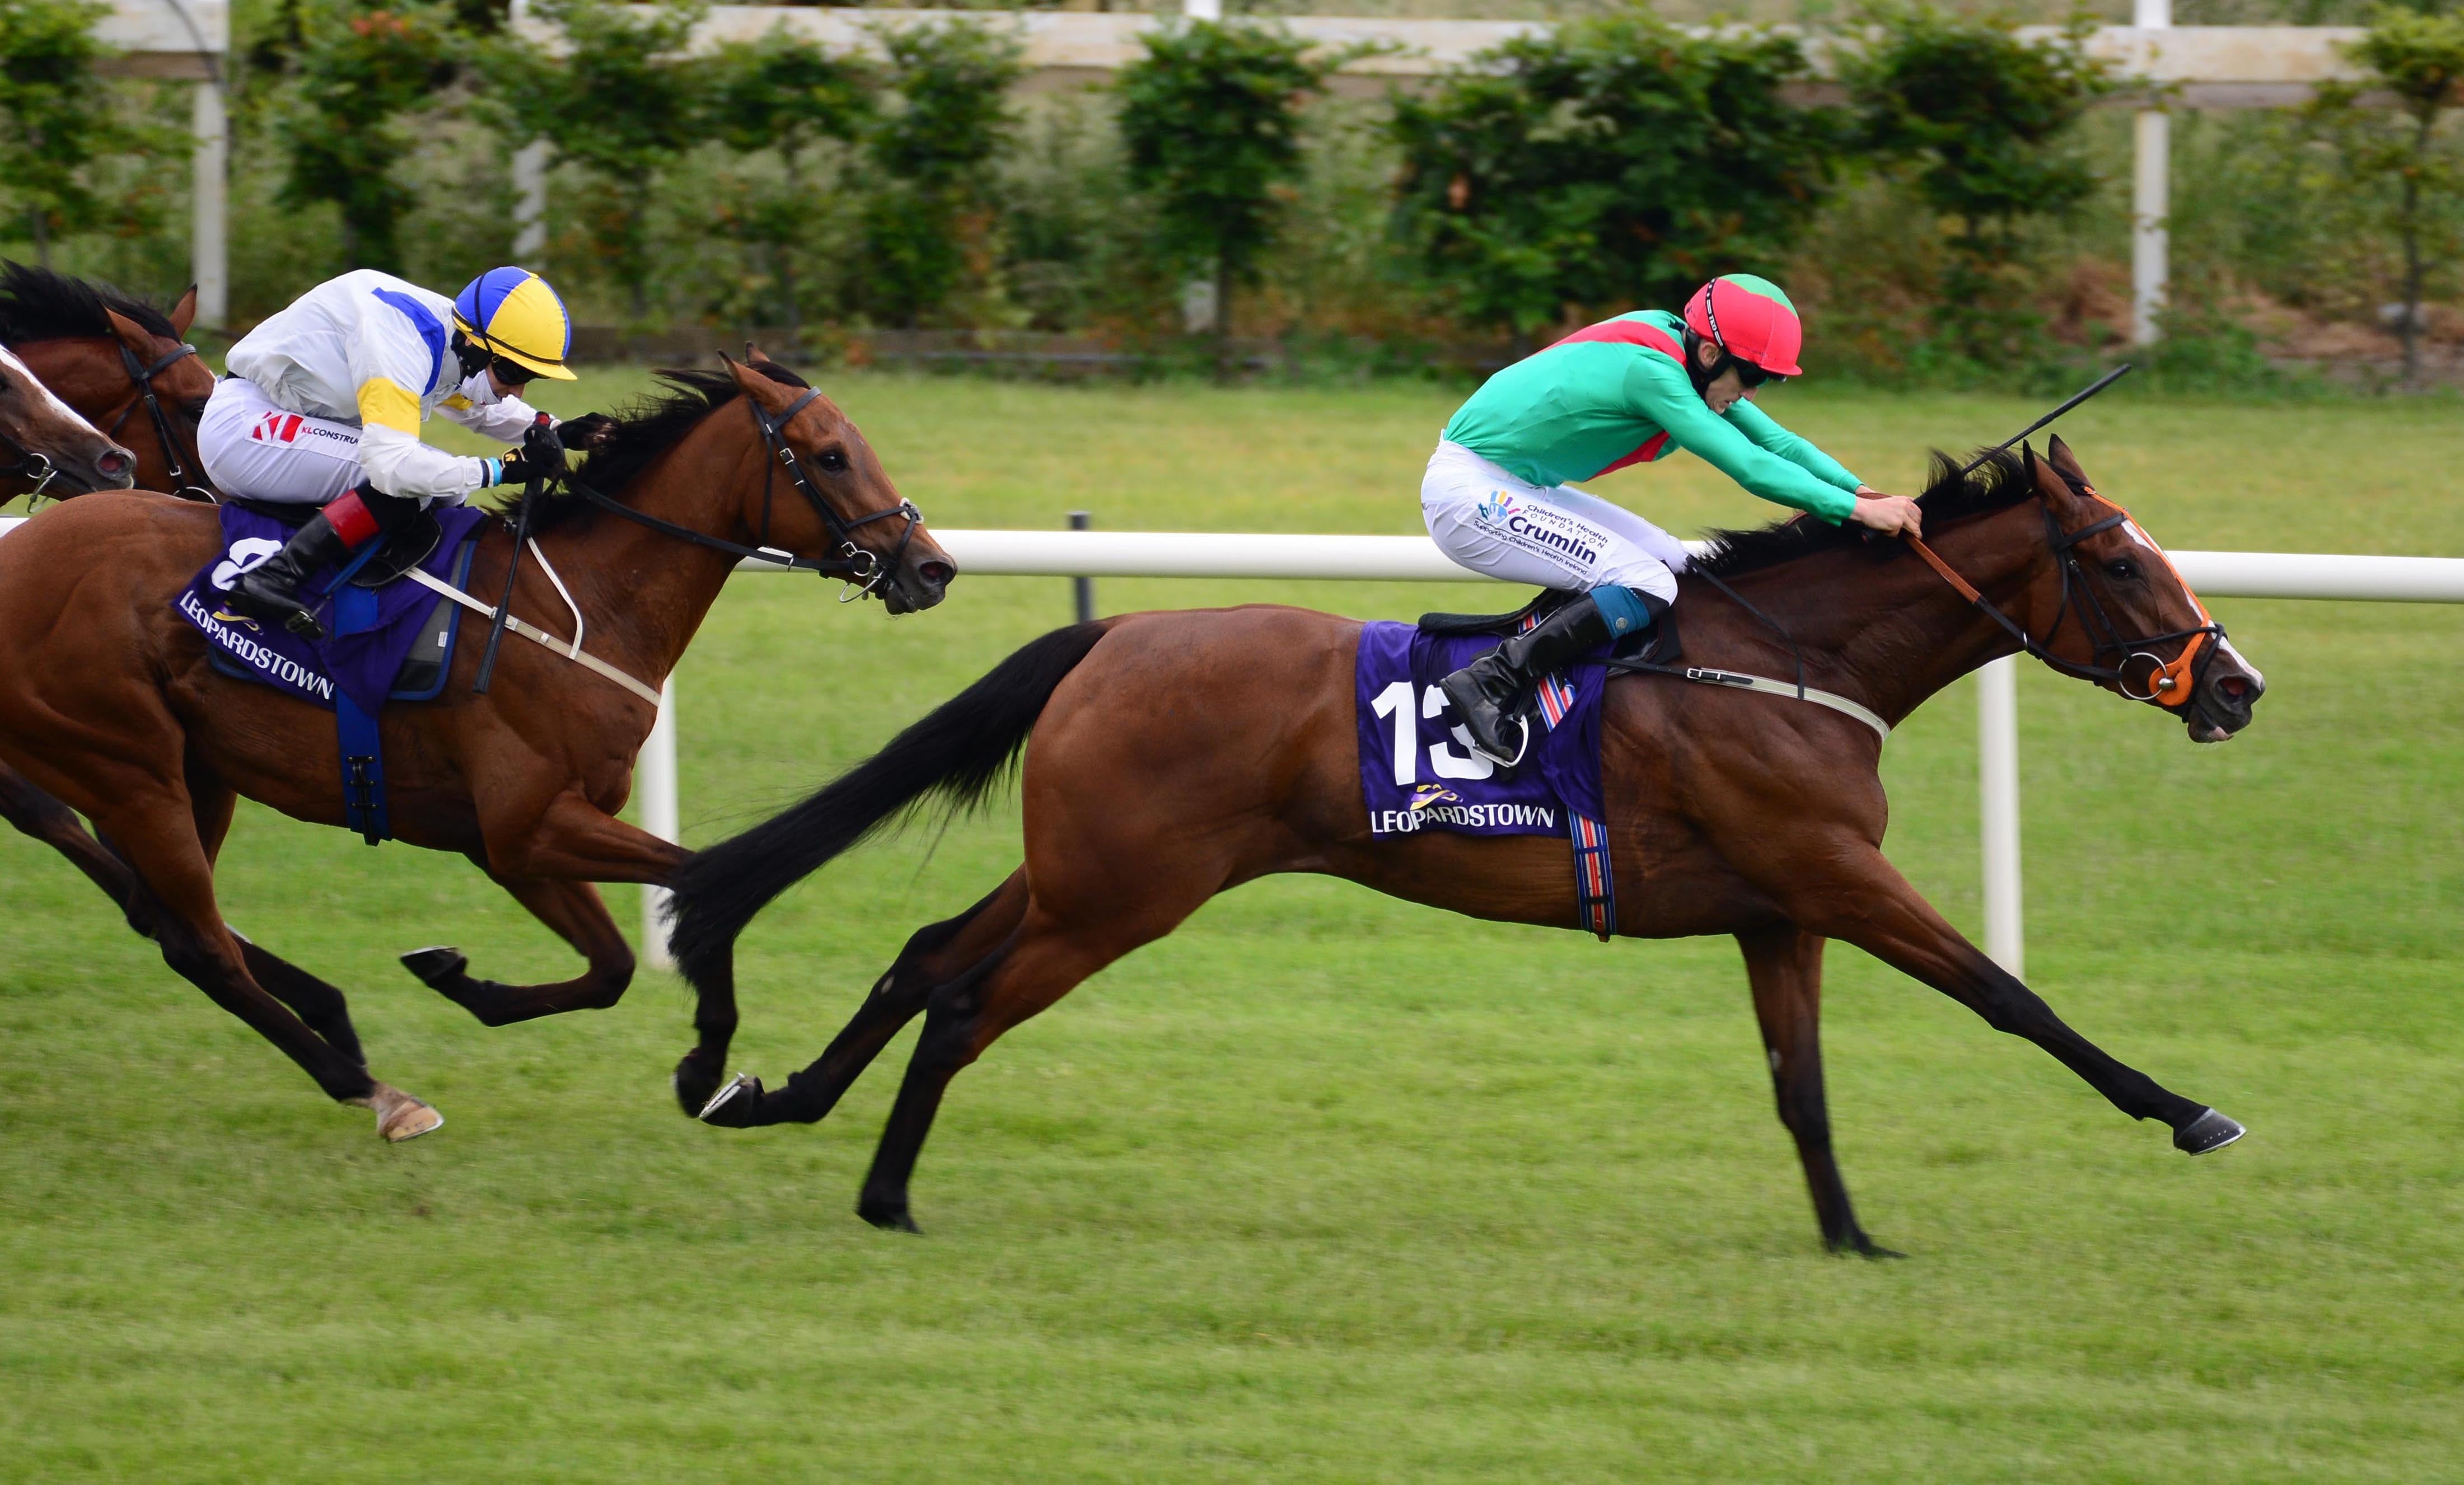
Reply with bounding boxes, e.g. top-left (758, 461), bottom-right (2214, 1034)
top-left (1691, 448), bottom-right (2032, 578)
top-left (506, 359), bottom-right (811, 533)
top-left (0, 260), bottom-right (180, 346)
